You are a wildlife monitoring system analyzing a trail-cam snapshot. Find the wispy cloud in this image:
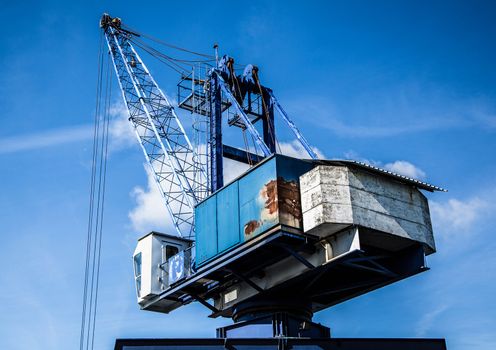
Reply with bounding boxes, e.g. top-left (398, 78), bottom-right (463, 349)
top-left (415, 303), bottom-right (450, 337)
top-left (0, 124), bottom-right (93, 155)
top-left (0, 102), bottom-right (136, 156)
top-left (343, 150), bottom-right (426, 180)
top-left (430, 196), bottom-right (489, 232)
top-left (383, 160), bottom-right (426, 179)
top-left (108, 103), bottom-right (135, 151)
top-left (316, 117), bottom-right (451, 138)
top-left (278, 140), bottom-right (325, 159)
top-left (284, 84), bottom-right (496, 138)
